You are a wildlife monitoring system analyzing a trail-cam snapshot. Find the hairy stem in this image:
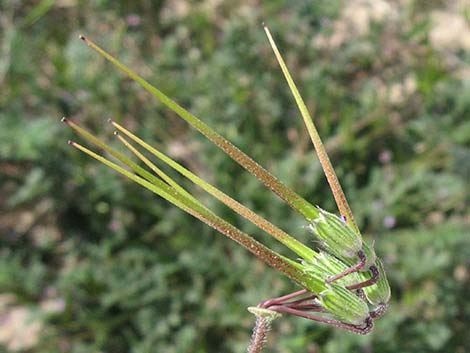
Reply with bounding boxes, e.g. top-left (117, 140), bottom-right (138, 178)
top-left (247, 316), bottom-right (271, 353)
top-left (247, 307), bottom-right (281, 353)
